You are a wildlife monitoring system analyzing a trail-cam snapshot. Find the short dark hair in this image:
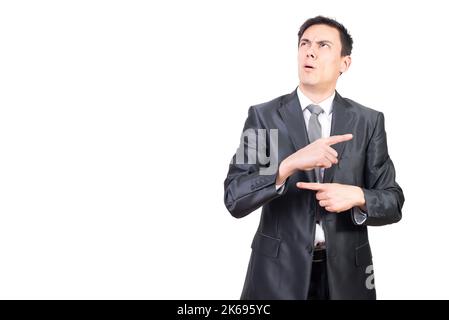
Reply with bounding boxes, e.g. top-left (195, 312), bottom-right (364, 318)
top-left (297, 16), bottom-right (353, 56)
